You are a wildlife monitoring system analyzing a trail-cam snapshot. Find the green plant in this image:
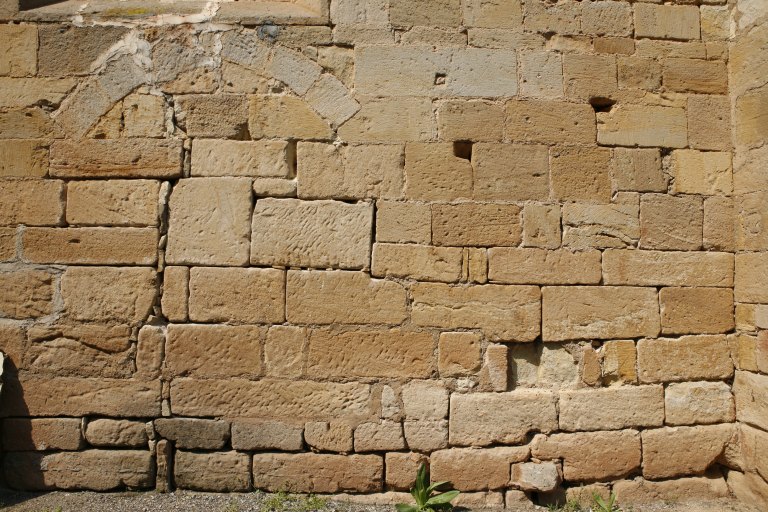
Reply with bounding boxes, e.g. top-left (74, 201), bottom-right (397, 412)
top-left (262, 491), bottom-right (328, 512)
top-left (222, 499), bottom-right (241, 512)
top-left (546, 500), bottom-right (583, 512)
top-left (592, 492), bottom-right (621, 512)
top-left (395, 463), bottom-right (460, 512)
